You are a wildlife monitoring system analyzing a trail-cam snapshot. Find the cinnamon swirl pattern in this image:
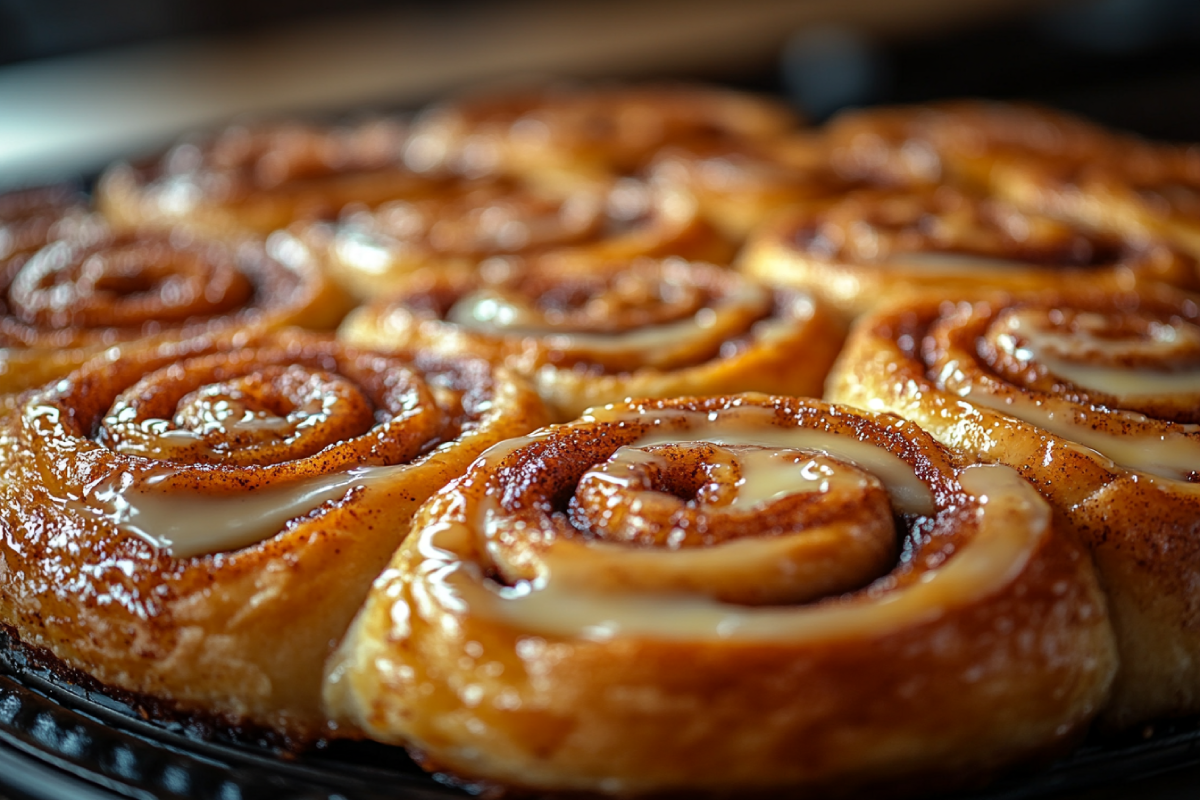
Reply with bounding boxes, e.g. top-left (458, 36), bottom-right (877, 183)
top-left (304, 174), bottom-right (732, 300)
top-left (823, 101), bottom-right (1124, 190)
top-left (828, 288), bottom-right (1200, 728)
top-left (0, 330), bottom-right (548, 739)
top-left (0, 183), bottom-right (91, 262)
top-left (647, 132), bottom-right (855, 241)
top-left (738, 185), bottom-right (1197, 320)
top-left (403, 82), bottom-right (802, 187)
top-left (985, 140), bottom-right (1200, 261)
top-left (823, 103), bottom-right (1200, 262)
top-left (338, 257), bottom-right (843, 421)
top-left (326, 394), bottom-right (1116, 796)
top-left (98, 117), bottom-right (415, 239)
top-left (0, 211), bottom-right (350, 395)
